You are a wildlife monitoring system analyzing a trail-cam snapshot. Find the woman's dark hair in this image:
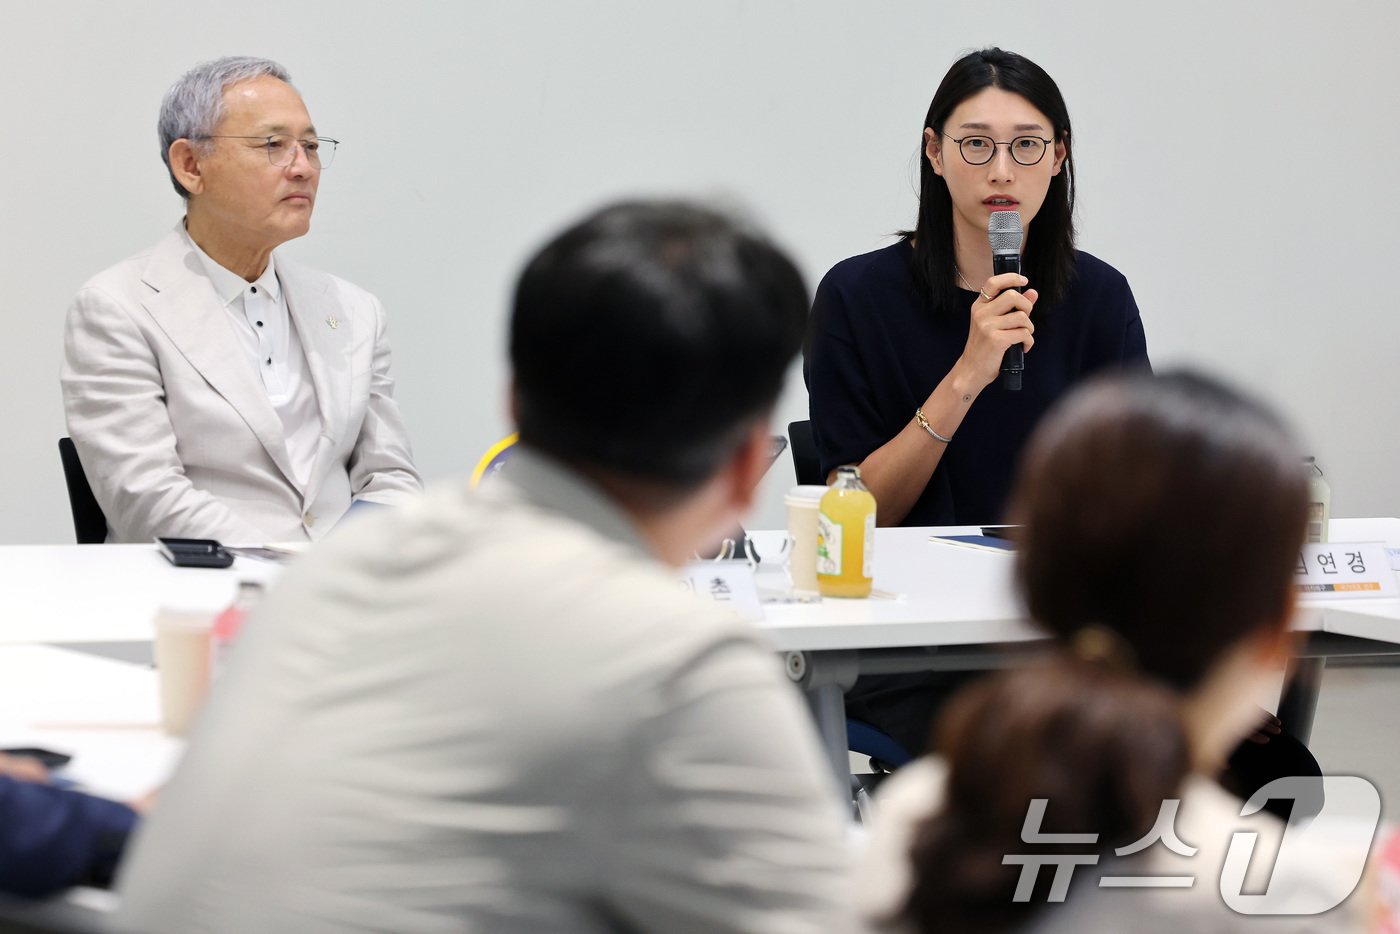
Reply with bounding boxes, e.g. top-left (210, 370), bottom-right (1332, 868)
top-left (907, 48), bottom-right (1077, 311)
top-left (510, 200), bottom-right (808, 491)
top-left (900, 370), bottom-right (1311, 932)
